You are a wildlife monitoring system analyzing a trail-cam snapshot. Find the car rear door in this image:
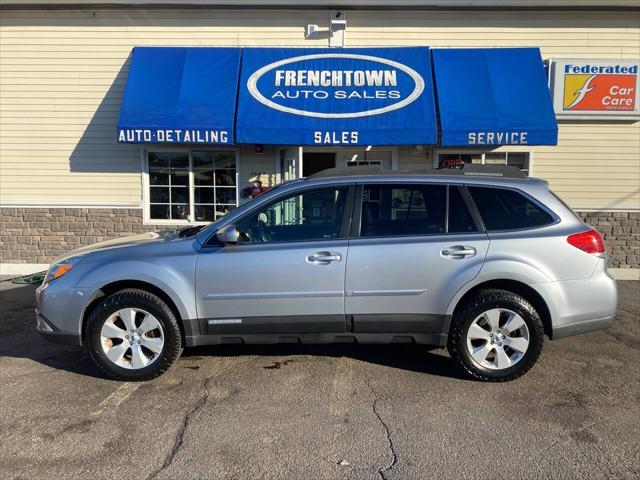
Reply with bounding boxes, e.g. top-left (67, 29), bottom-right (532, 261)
top-left (344, 182), bottom-right (490, 339)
